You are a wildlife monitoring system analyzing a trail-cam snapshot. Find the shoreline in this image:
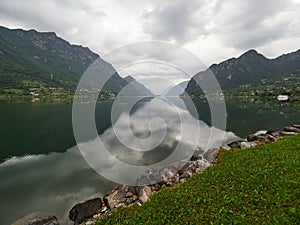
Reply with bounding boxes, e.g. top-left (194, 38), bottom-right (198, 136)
top-left (24, 124), bottom-right (300, 225)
